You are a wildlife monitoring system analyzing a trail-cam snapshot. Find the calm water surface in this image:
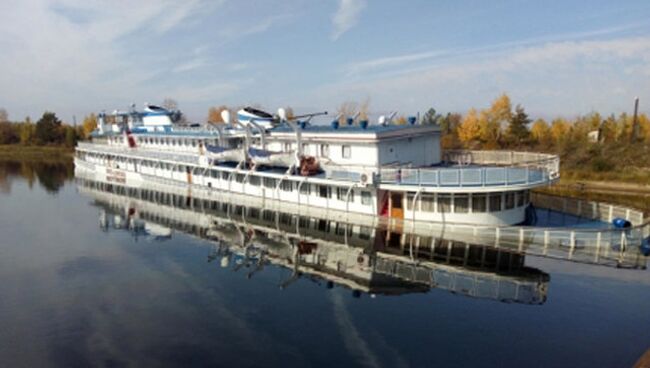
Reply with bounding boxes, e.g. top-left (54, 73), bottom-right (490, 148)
top-left (1, 160), bottom-right (649, 368)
